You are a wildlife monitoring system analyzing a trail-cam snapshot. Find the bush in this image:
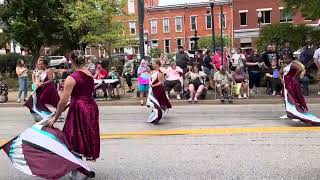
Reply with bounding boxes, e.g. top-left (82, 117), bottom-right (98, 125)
top-left (150, 48), bottom-right (162, 58)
